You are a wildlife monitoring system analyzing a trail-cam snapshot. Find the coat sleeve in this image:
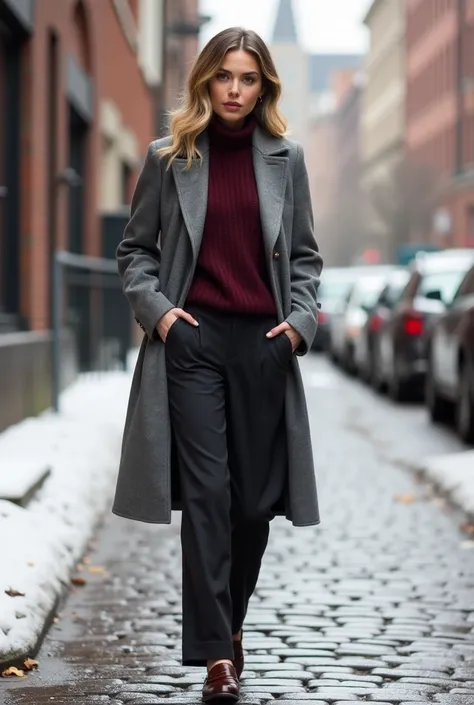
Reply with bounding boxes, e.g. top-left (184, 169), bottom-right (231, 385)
top-left (285, 143), bottom-right (323, 355)
top-left (116, 142), bottom-right (175, 340)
